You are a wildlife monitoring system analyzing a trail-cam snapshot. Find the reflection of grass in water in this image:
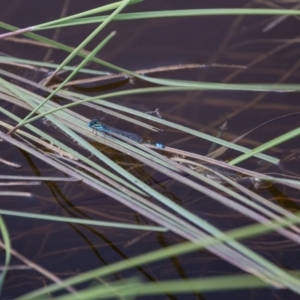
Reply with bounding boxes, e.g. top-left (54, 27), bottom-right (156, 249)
top-left (1, 2), bottom-right (300, 299)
